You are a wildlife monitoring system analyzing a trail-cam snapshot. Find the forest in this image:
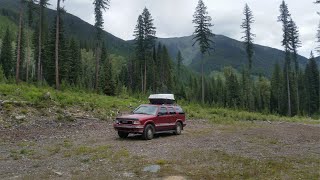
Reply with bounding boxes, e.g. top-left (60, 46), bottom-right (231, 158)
top-left (0, 0), bottom-right (320, 118)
